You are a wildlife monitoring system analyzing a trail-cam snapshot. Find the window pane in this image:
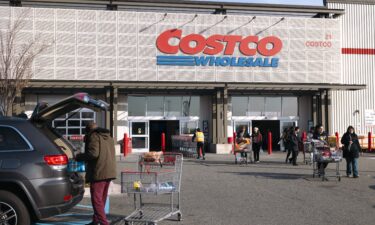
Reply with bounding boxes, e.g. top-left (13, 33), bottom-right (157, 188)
top-left (232, 97), bottom-right (248, 116)
top-left (68, 120), bottom-right (80, 127)
top-left (132, 137), bottom-right (148, 149)
top-left (182, 96), bottom-right (200, 117)
top-left (147, 96), bottom-right (164, 116)
top-left (181, 121), bottom-right (197, 134)
top-left (82, 111), bottom-right (94, 118)
top-left (68, 128), bottom-right (81, 135)
top-left (68, 112), bottom-right (80, 119)
top-left (282, 97), bottom-right (298, 116)
top-left (128, 96), bottom-right (146, 116)
top-left (265, 97), bottom-right (281, 117)
top-left (249, 97), bottom-right (264, 116)
top-left (54, 120), bottom-right (66, 128)
top-left (132, 122), bottom-right (147, 135)
top-left (82, 120), bottom-right (95, 127)
top-left (56, 129), bottom-right (67, 135)
top-left (0, 127), bottom-right (30, 151)
top-left (165, 97), bottom-right (181, 117)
